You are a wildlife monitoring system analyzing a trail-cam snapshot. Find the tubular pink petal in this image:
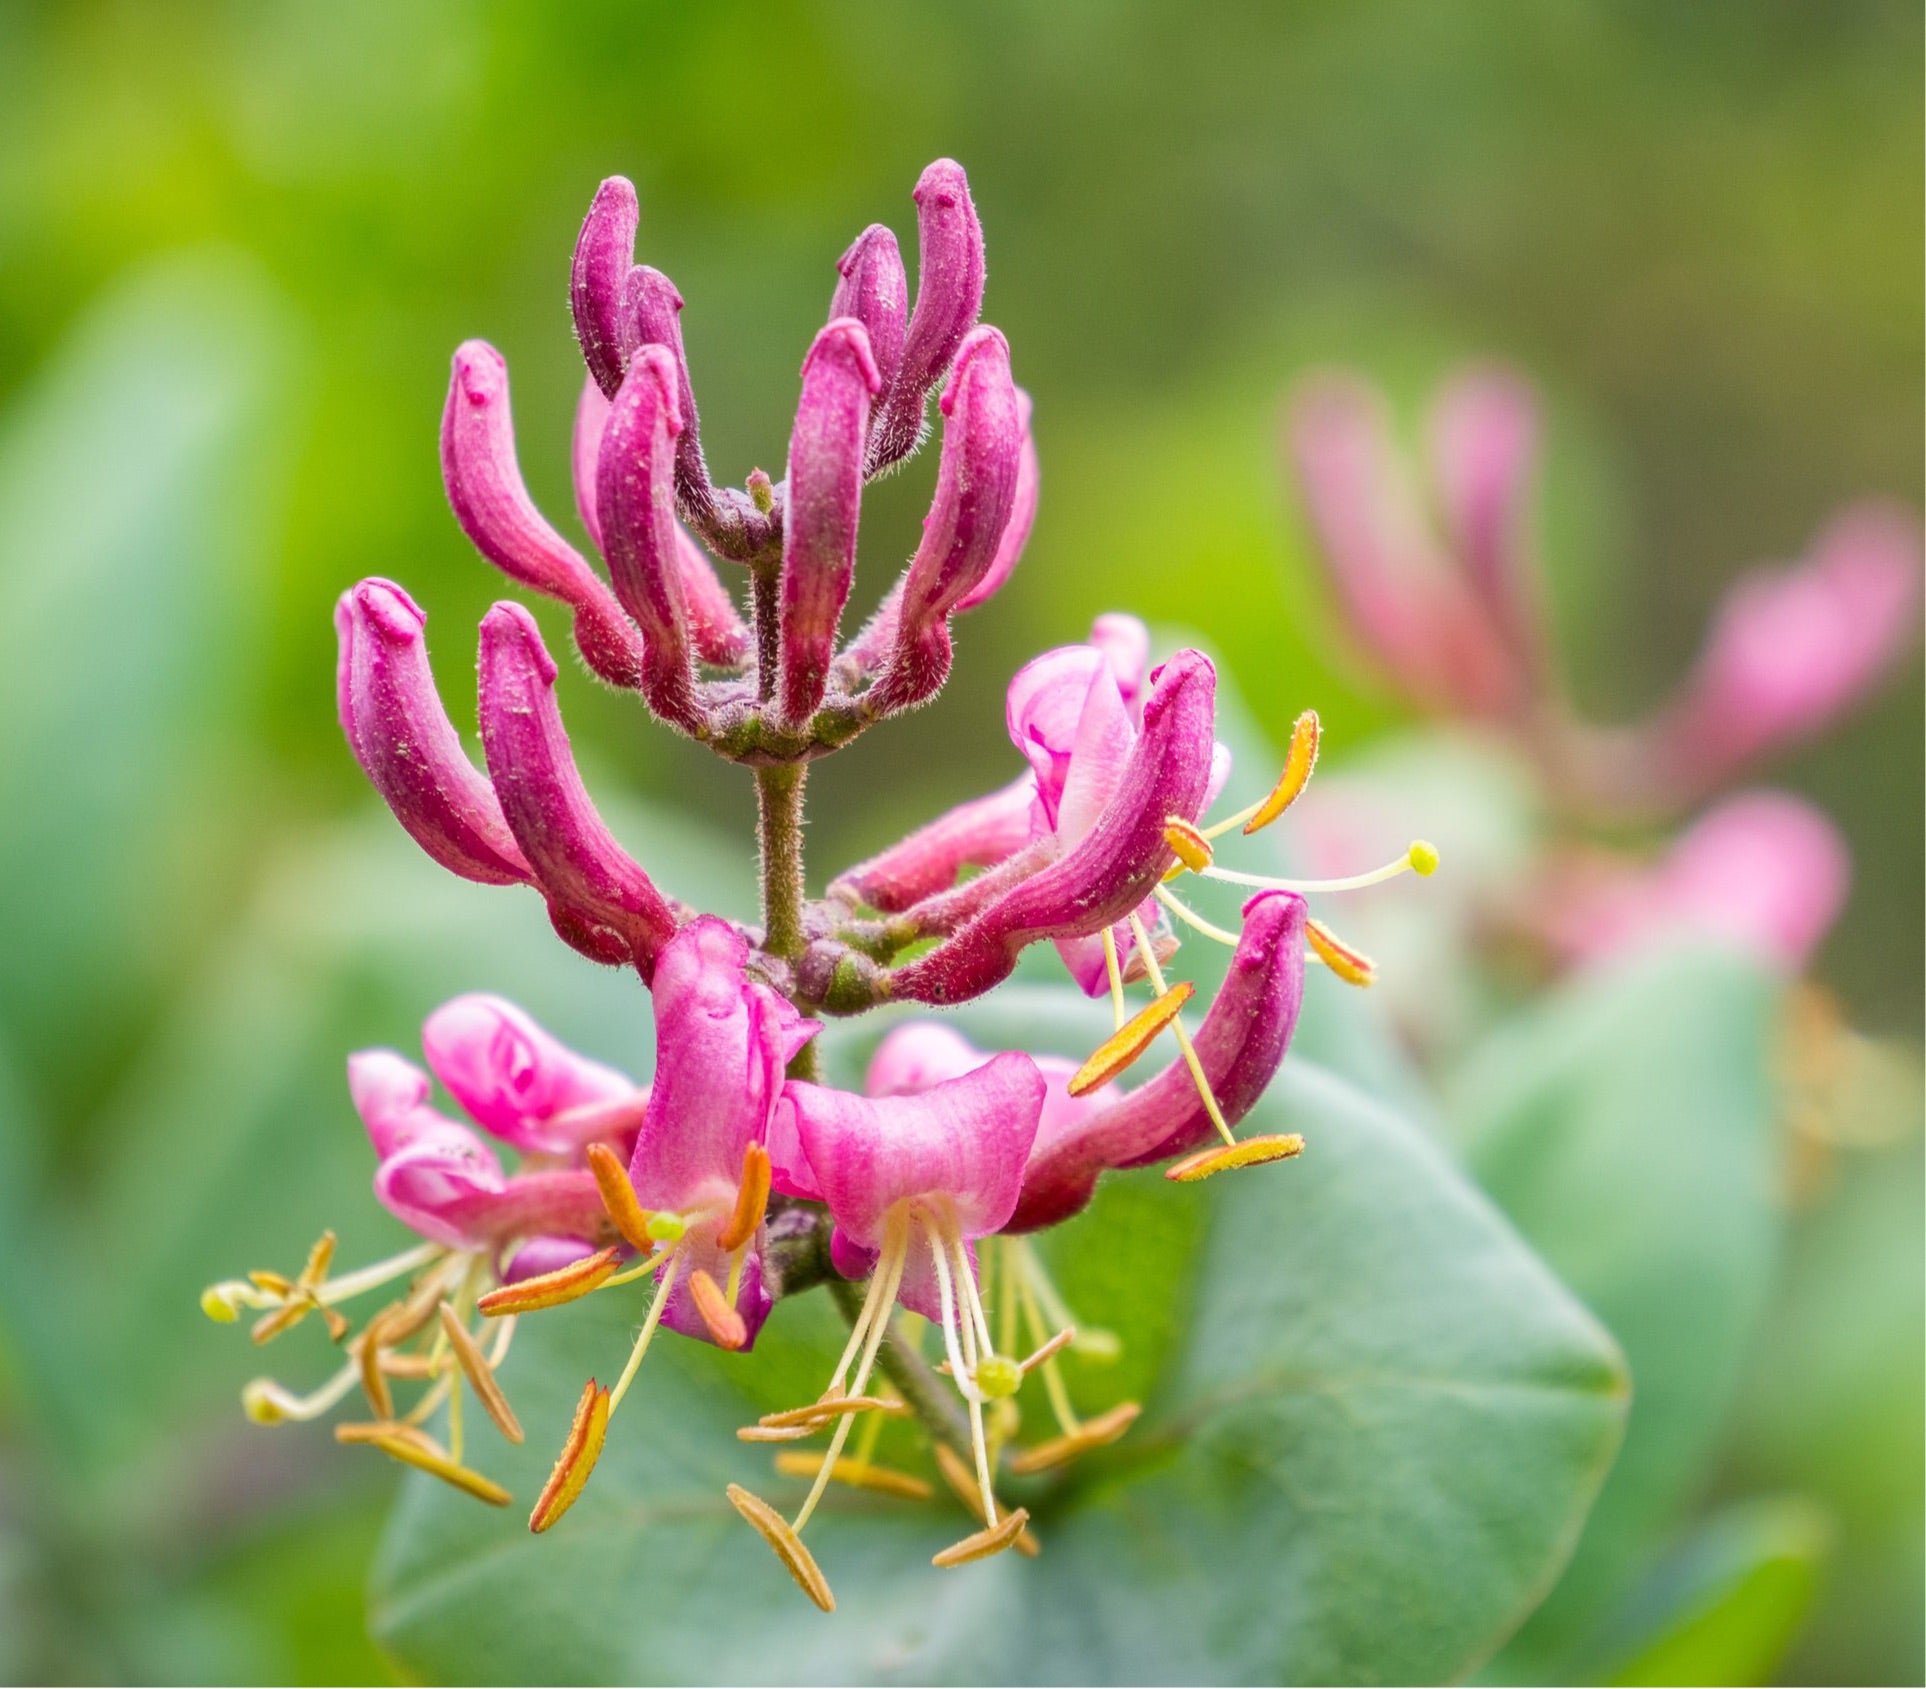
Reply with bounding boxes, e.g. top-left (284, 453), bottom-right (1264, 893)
top-left (442, 341), bottom-right (647, 690)
top-left (827, 775), bottom-right (1037, 914)
top-left (477, 602), bottom-right (681, 977)
top-left (341, 579), bottom-right (531, 886)
top-left (779, 319), bottom-right (882, 724)
top-left (596, 346), bottom-right (702, 733)
top-left (869, 159), bottom-right (987, 474)
top-left (571, 376), bottom-right (611, 554)
top-left (867, 327), bottom-right (1022, 716)
top-left (781, 1052), bottom-right (1045, 1249)
top-left (954, 388), bottom-right (1037, 612)
top-left (572, 177), bottom-right (639, 398)
top-left (1011, 891), bottom-right (1308, 1231)
top-left (830, 224), bottom-right (908, 397)
top-left (889, 650), bottom-right (1218, 1005)
top-left (865, 1023), bottom-right (986, 1098)
top-left (629, 264), bottom-right (722, 533)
